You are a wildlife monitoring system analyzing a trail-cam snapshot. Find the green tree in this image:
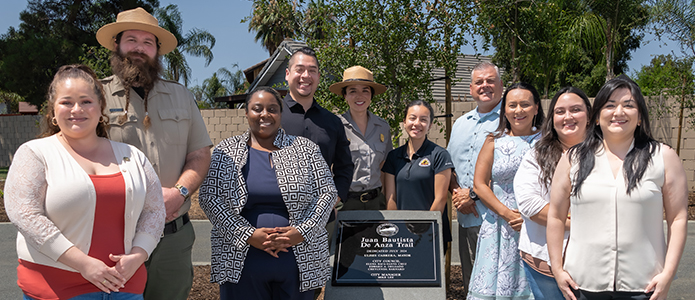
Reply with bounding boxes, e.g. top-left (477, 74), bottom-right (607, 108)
top-left (568, 0), bottom-right (649, 82)
top-left (311, 0), bottom-right (475, 140)
top-left (79, 44), bottom-right (113, 79)
top-left (0, 89), bottom-right (23, 114)
top-left (475, 0), bottom-right (648, 96)
top-left (635, 54), bottom-right (695, 153)
top-left (244, 0), bottom-right (300, 55)
top-left (155, 4), bottom-right (216, 87)
top-left (0, 0), bottom-right (158, 106)
top-left (192, 65), bottom-right (247, 109)
top-left (649, 0), bottom-right (694, 57)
